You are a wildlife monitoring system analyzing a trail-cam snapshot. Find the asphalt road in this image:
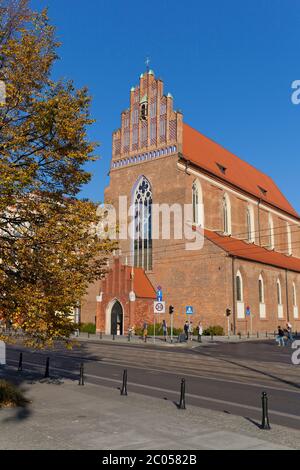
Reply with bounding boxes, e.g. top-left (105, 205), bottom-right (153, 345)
top-left (5, 338), bottom-right (300, 431)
